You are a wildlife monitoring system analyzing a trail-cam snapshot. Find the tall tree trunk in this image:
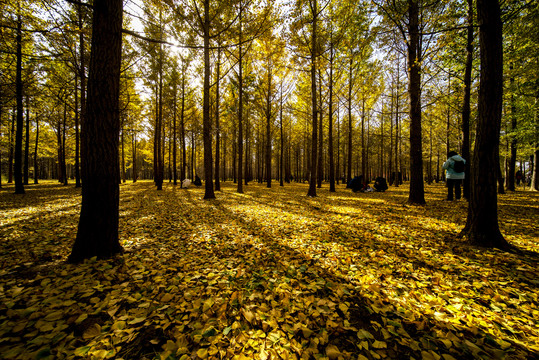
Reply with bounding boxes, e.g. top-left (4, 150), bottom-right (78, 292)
top-left (76, 3), bottom-right (86, 188)
top-left (266, 63), bottom-right (272, 188)
top-left (347, 57), bottom-right (353, 185)
top-left (173, 75), bottom-right (178, 186)
top-left (121, 128), bottom-right (126, 183)
top-left (132, 131), bottom-right (137, 182)
top-left (215, 45), bottom-right (221, 191)
top-left (24, 95), bottom-right (29, 185)
top-left (328, 39), bottom-right (335, 192)
top-left (461, 0), bottom-right (473, 198)
top-left (307, 0), bottom-right (318, 197)
top-left (280, 83), bottom-right (284, 187)
top-left (0, 96), bottom-right (2, 188)
top-left (8, 110), bottom-right (15, 183)
top-left (361, 97), bottom-right (366, 177)
top-left (462, 0), bottom-right (509, 249)
top-left (317, 68), bottom-right (323, 188)
top-left (202, 0), bottom-right (215, 199)
top-left (62, 101), bottom-right (68, 186)
top-left (237, 6), bottom-right (244, 193)
top-left (75, 72), bottom-right (81, 187)
top-left (69, 0), bottom-right (124, 262)
top-left (14, 13), bottom-right (24, 194)
top-left (155, 10), bottom-right (164, 191)
top-left (507, 64), bottom-right (517, 191)
top-left (181, 67), bottom-right (186, 182)
top-left (406, 0), bottom-right (425, 204)
top-left (532, 82), bottom-right (539, 191)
